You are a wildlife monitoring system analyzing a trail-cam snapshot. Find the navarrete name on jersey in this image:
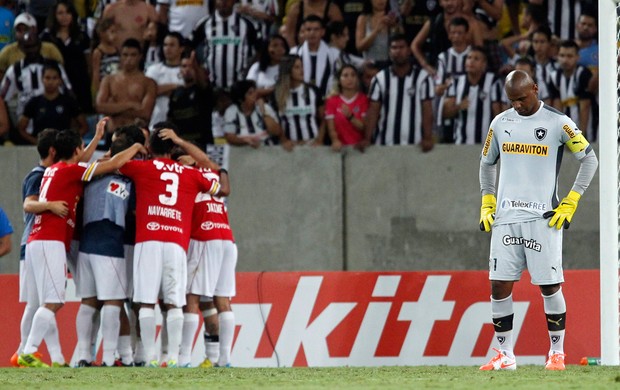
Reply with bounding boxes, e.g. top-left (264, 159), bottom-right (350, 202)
top-left (502, 142), bottom-right (548, 156)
